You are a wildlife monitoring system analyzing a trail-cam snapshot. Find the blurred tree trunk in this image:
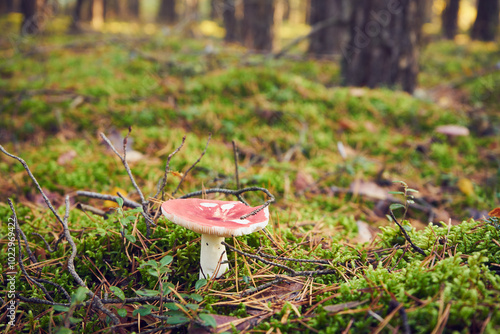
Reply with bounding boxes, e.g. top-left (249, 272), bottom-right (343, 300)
top-left (210, 0), bottom-right (221, 20)
top-left (92, 0), bottom-right (104, 29)
top-left (282, 0), bottom-right (290, 20)
top-left (20, 0), bottom-right (39, 34)
top-left (158, 0), bottom-right (177, 23)
top-left (69, 0), bottom-right (85, 31)
top-left (185, 0), bottom-right (199, 21)
top-left (223, 0), bottom-right (240, 42)
top-left (341, 0), bottom-right (425, 93)
top-left (128, 0), bottom-right (139, 20)
top-left (471, 0), bottom-right (499, 41)
top-left (308, 0), bottom-right (354, 55)
top-left (442, 0), bottom-right (460, 39)
top-left (243, 0), bottom-right (275, 51)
